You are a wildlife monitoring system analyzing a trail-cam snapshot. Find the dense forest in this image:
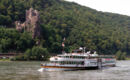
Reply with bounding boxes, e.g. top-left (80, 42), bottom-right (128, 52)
top-left (0, 0), bottom-right (130, 60)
